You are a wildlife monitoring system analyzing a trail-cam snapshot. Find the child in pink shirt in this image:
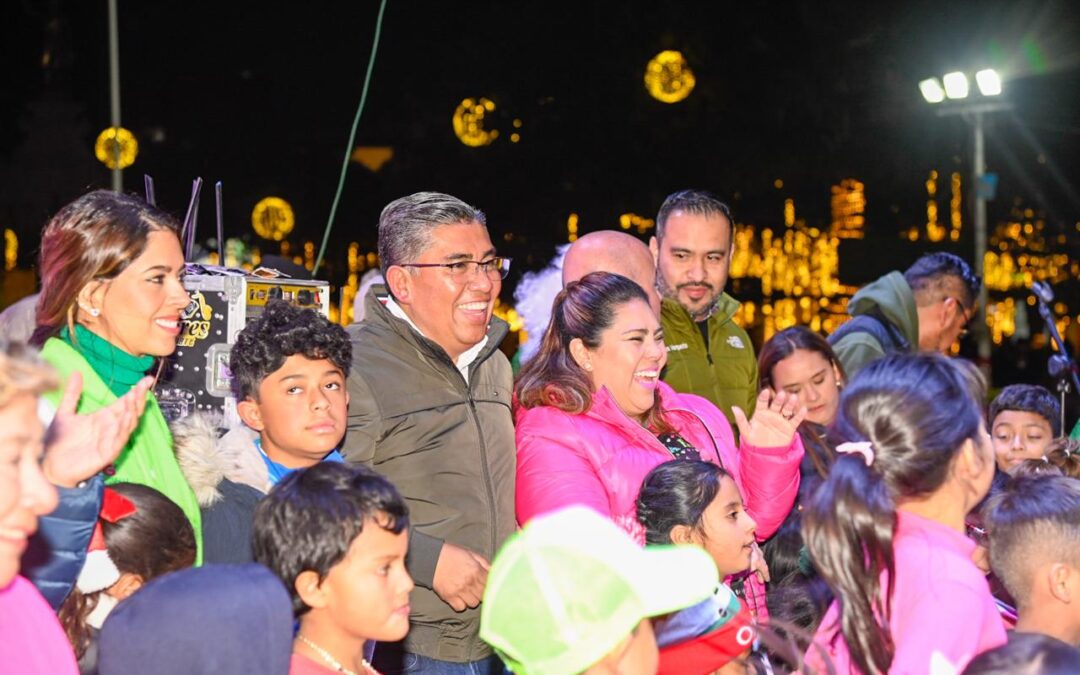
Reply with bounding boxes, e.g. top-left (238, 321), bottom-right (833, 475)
top-left (803, 354), bottom-right (1007, 674)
